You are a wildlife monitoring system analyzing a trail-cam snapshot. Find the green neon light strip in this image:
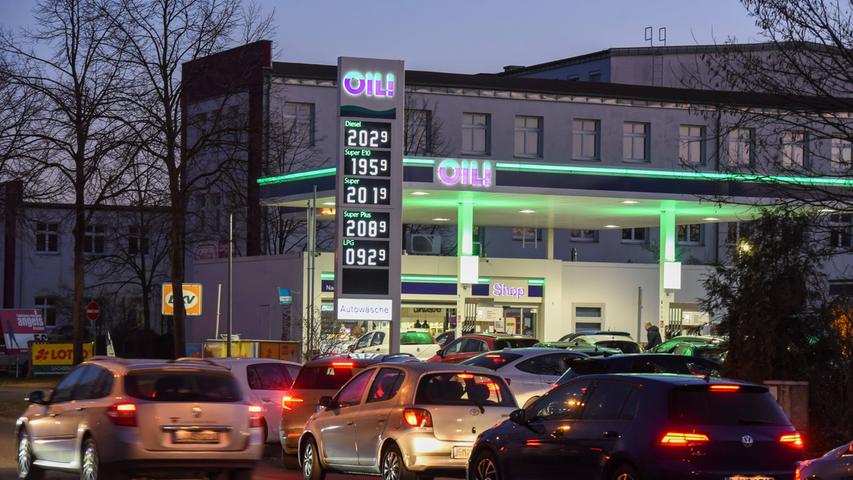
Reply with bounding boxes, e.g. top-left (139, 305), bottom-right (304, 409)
top-left (402, 158), bottom-right (436, 166)
top-left (257, 167), bottom-right (337, 185)
top-left (527, 279), bottom-right (545, 286)
top-left (320, 272), bottom-right (335, 280)
top-left (494, 161), bottom-right (853, 187)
